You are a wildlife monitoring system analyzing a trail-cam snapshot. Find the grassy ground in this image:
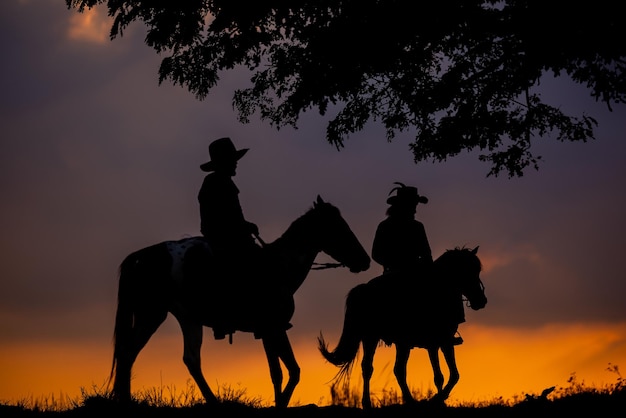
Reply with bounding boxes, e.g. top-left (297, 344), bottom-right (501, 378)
top-left (2, 365), bottom-right (624, 418)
